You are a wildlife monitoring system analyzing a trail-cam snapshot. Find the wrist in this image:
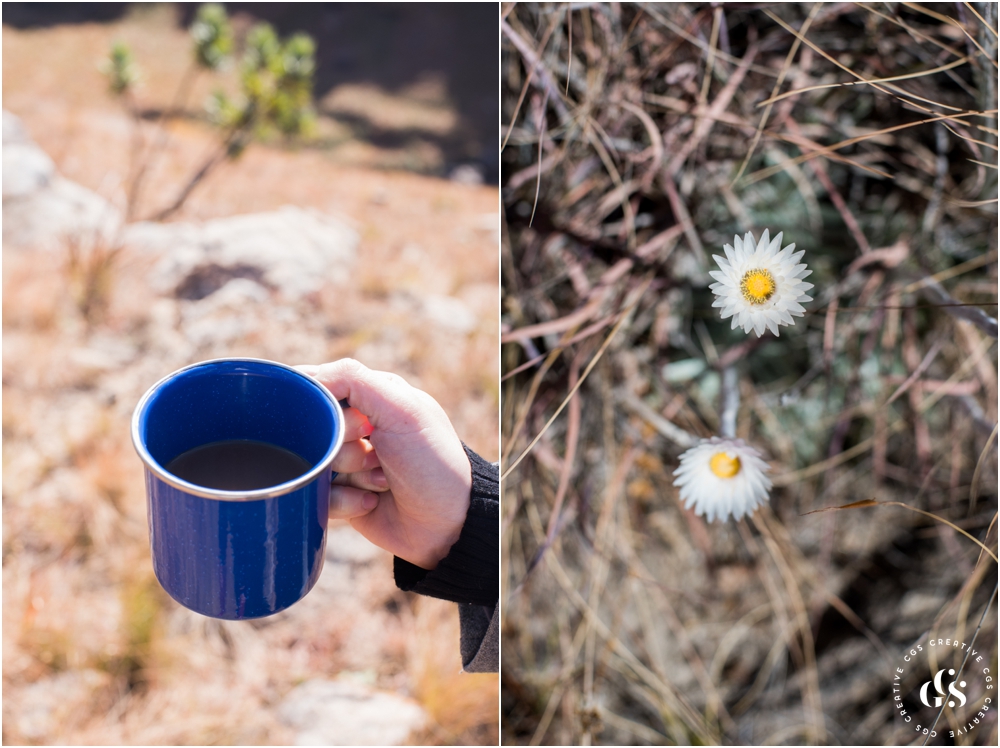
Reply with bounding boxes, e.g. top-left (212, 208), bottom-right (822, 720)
top-left (393, 445), bottom-right (499, 606)
top-left (411, 526), bottom-right (464, 570)
top-left (417, 481), bottom-right (472, 570)
top-left (407, 448), bottom-right (472, 570)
